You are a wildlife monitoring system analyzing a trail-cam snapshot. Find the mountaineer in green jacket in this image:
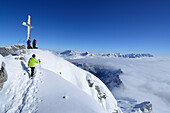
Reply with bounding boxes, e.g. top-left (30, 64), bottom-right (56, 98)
top-left (28, 54), bottom-right (40, 79)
